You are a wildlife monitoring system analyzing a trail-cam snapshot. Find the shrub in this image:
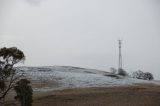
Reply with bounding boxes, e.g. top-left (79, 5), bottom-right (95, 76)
top-left (118, 68), bottom-right (128, 76)
top-left (14, 79), bottom-right (33, 106)
top-left (132, 70), bottom-right (154, 80)
top-left (110, 67), bottom-right (117, 74)
top-left (132, 70), bottom-right (144, 79)
top-left (143, 72), bottom-right (154, 80)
